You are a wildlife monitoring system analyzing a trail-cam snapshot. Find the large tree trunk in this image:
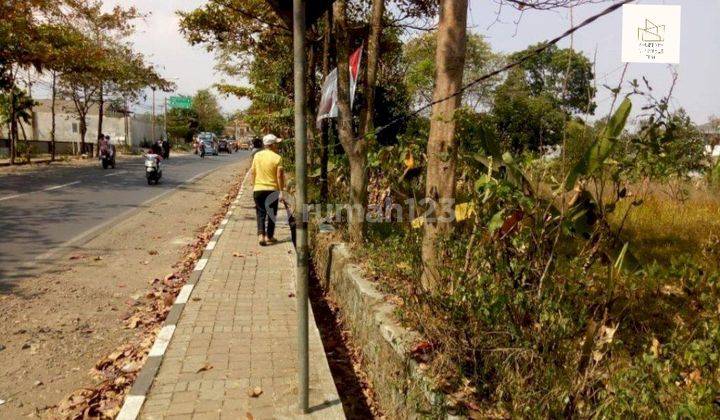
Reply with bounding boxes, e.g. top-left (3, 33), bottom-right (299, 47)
top-left (50, 72), bottom-right (57, 161)
top-left (334, 0), bottom-right (368, 243)
top-left (360, 0), bottom-right (384, 136)
top-left (80, 115), bottom-right (87, 155)
top-left (320, 9), bottom-right (333, 202)
top-left (421, 0), bottom-right (468, 292)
